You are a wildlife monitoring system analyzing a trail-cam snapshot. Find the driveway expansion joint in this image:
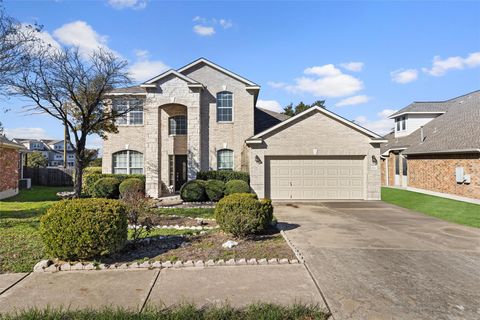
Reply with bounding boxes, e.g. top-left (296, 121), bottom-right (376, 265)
top-left (0, 272), bottom-right (31, 297)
